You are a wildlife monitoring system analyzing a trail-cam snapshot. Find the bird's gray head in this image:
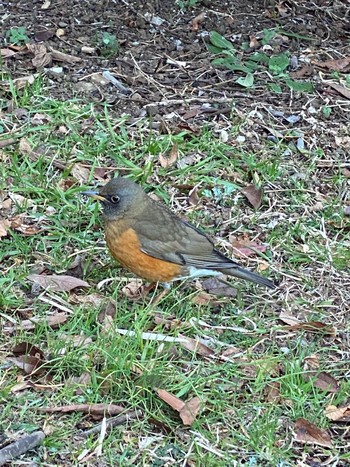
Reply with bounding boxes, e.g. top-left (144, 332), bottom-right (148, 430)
top-left (82, 177), bottom-right (146, 221)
